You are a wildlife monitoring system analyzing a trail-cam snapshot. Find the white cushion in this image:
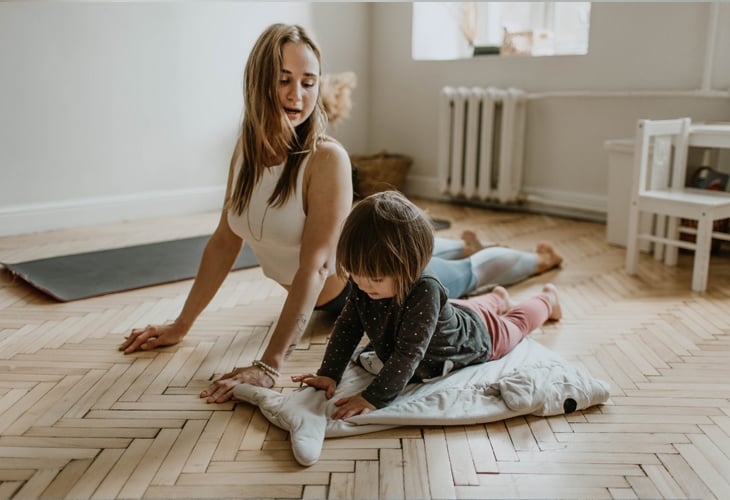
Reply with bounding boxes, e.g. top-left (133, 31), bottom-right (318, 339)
top-left (233, 338), bottom-right (610, 466)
